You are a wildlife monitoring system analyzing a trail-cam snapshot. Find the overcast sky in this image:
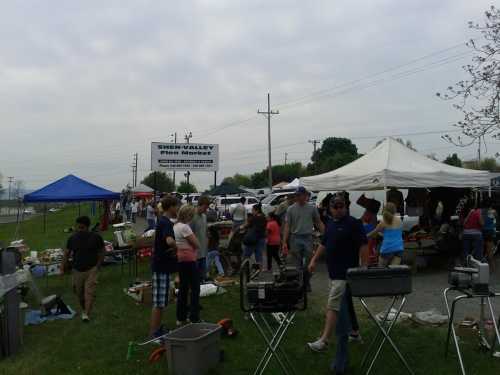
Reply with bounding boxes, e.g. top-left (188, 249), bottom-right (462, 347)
top-left (1, 0), bottom-right (498, 192)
